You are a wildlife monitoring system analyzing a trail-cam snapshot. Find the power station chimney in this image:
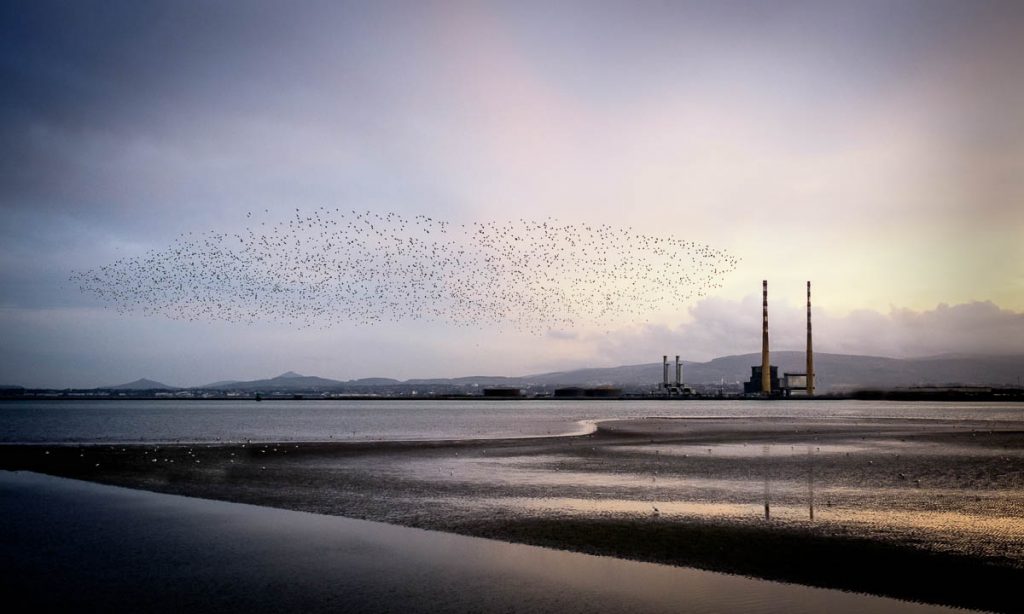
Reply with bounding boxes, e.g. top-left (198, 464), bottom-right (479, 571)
top-left (663, 355), bottom-right (669, 389)
top-left (675, 355), bottom-right (681, 386)
top-left (807, 281), bottom-right (815, 396)
top-left (761, 280), bottom-right (771, 395)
